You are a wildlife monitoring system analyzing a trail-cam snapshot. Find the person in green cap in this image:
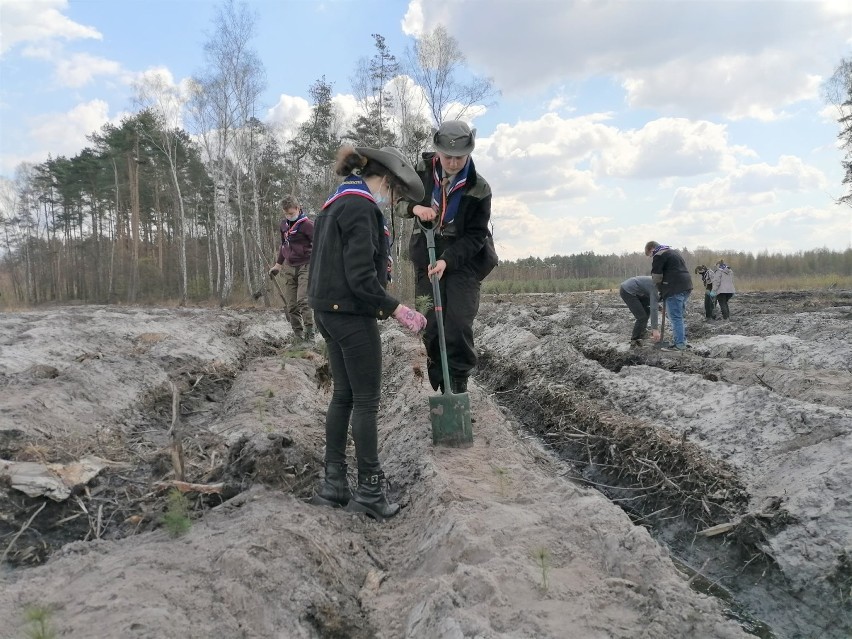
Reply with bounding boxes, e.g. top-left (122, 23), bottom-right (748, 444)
top-left (403, 120), bottom-right (496, 395)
